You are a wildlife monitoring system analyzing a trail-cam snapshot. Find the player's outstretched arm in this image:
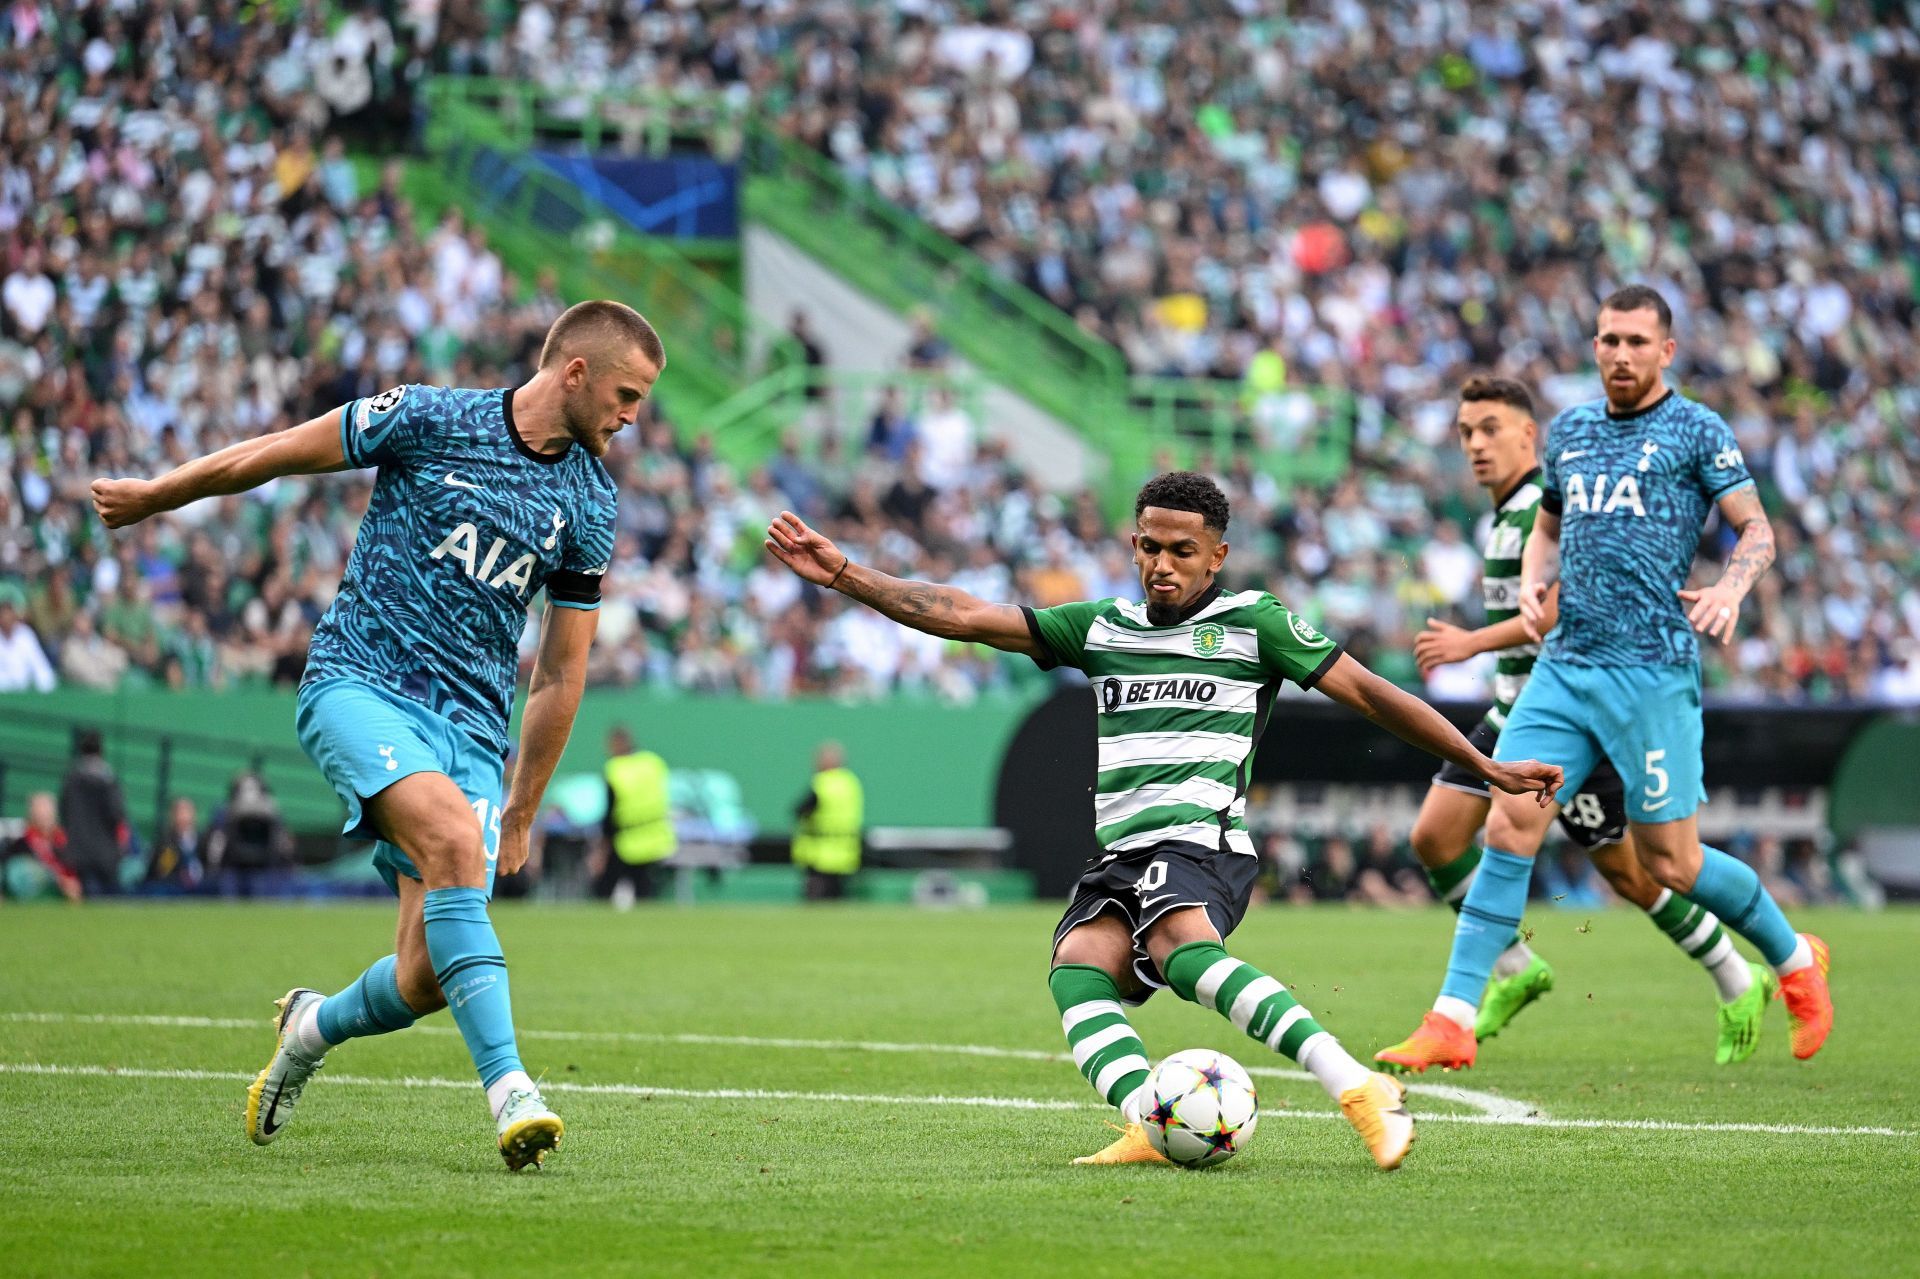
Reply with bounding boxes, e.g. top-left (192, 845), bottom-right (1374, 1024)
top-left (1516, 508), bottom-right (1561, 642)
top-left (1313, 652), bottom-right (1562, 805)
top-left (1678, 484), bottom-right (1774, 645)
top-left (91, 408), bottom-right (351, 529)
top-left (764, 511), bottom-right (1045, 657)
top-left (498, 605), bottom-right (598, 876)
